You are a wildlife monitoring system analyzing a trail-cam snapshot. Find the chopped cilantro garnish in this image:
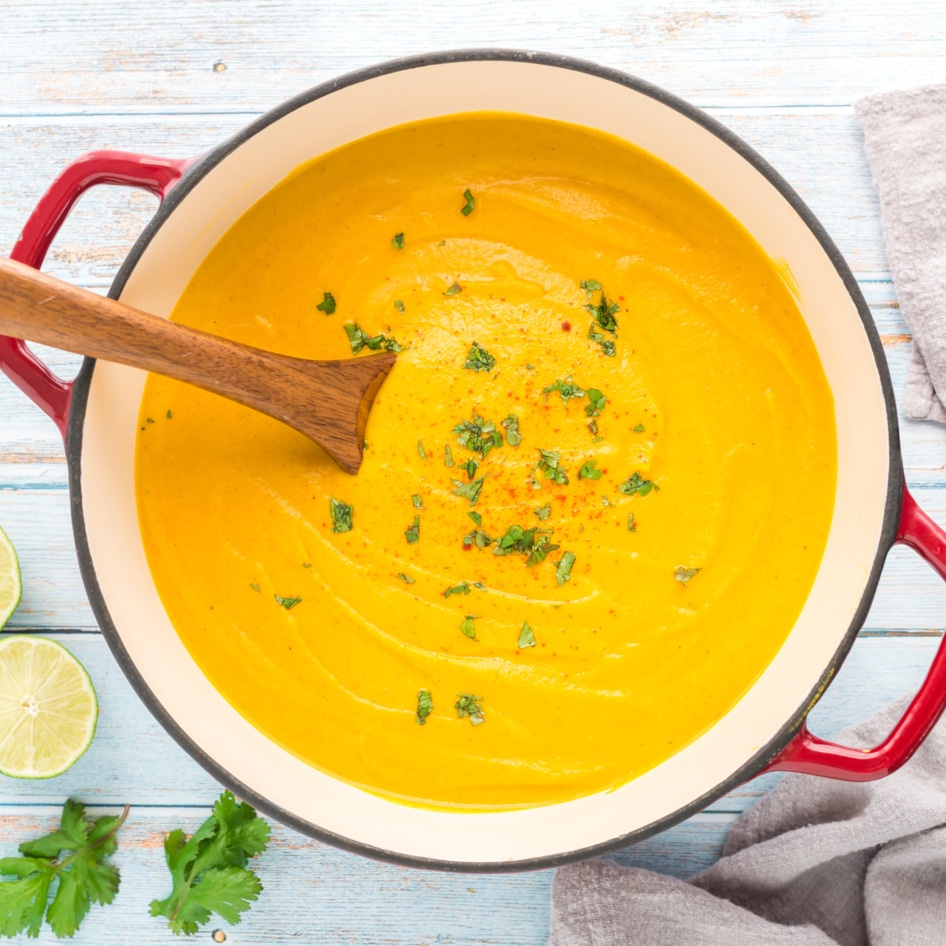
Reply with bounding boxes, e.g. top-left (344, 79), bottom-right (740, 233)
top-left (392, 232), bottom-right (404, 250)
top-left (589, 325), bottom-right (617, 357)
top-left (518, 621), bottom-right (536, 649)
top-left (412, 494), bottom-right (424, 509)
top-left (329, 497), bottom-right (353, 533)
top-left (554, 551), bottom-right (576, 586)
top-left (397, 573), bottom-right (415, 584)
top-left (628, 513), bottom-right (637, 532)
top-left (585, 290), bottom-right (619, 333)
top-left (464, 341), bottom-right (496, 372)
top-left (317, 291), bottom-right (336, 315)
top-left (535, 503), bottom-right (551, 520)
top-left (455, 693), bottom-right (484, 724)
top-left (416, 689), bottom-right (433, 725)
top-left (585, 388), bottom-right (607, 417)
top-left (460, 188), bottom-right (475, 216)
top-left (453, 413), bottom-right (503, 458)
top-left (405, 516), bottom-right (421, 544)
top-left (249, 582), bottom-right (260, 592)
top-left (443, 282), bottom-right (463, 296)
top-left (468, 510), bottom-right (482, 526)
top-left (394, 299), bottom-right (405, 313)
top-left (166, 409), bottom-right (172, 419)
top-left (417, 440), bottom-right (427, 459)
top-left (674, 566), bottom-right (701, 586)
top-left (302, 562), bottom-right (312, 568)
top-left (461, 457), bottom-right (480, 480)
top-left (452, 476), bottom-right (486, 505)
top-left (602, 496), bottom-right (612, 507)
top-left (544, 377), bottom-right (586, 408)
top-left (459, 616), bottom-right (478, 640)
top-left (444, 444), bottom-right (454, 467)
top-left (587, 419), bottom-right (599, 436)
top-left (580, 278), bottom-right (603, 297)
top-left (536, 449), bottom-right (569, 485)
top-left (147, 417), bottom-right (154, 424)
top-left (633, 423), bottom-right (645, 432)
top-left (493, 524), bottom-right (560, 566)
top-left (344, 321), bottom-right (403, 354)
top-left (579, 460), bottom-right (603, 480)
top-left (444, 582), bottom-right (472, 598)
top-left (473, 581), bottom-right (486, 590)
top-left (619, 472), bottom-right (659, 497)
top-left (501, 414), bottom-right (521, 447)
top-left (274, 594), bottom-right (302, 610)
top-left (463, 528), bottom-right (494, 549)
